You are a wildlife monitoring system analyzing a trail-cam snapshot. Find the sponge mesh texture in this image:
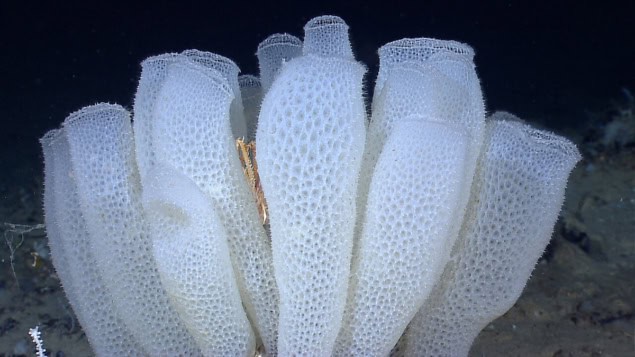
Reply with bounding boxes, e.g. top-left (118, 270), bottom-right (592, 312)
top-left (257, 54), bottom-right (366, 354)
top-left (406, 117), bottom-right (581, 356)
